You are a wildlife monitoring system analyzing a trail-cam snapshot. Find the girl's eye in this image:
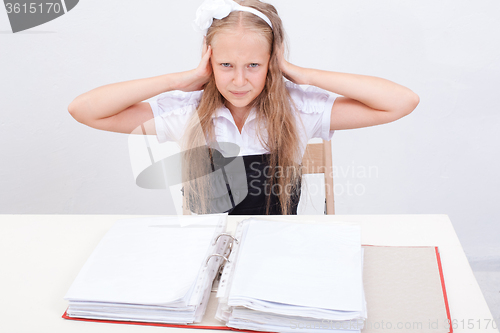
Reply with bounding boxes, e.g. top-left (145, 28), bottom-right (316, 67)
top-left (249, 63), bottom-right (259, 68)
top-left (221, 63), bottom-right (231, 67)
